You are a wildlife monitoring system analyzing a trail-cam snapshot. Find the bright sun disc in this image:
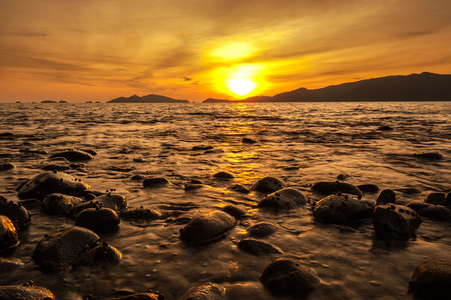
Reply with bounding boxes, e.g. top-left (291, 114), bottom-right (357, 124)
top-left (227, 78), bottom-right (256, 96)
